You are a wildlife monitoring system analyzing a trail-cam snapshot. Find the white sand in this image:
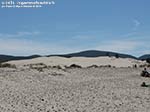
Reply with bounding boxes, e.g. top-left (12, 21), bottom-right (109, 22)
top-left (0, 57), bottom-right (149, 112)
top-left (0, 67), bottom-right (150, 112)
top-left (7, 56), bottom-right (146, 68)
